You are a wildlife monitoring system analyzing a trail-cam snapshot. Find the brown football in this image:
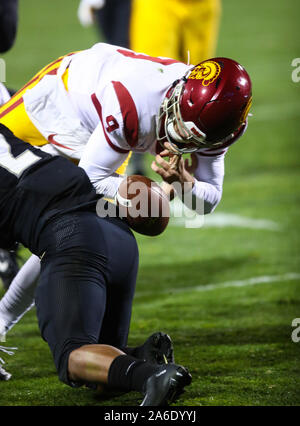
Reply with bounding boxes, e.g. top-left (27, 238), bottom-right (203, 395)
top-left (116, 175), bottom-right (170, 236)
